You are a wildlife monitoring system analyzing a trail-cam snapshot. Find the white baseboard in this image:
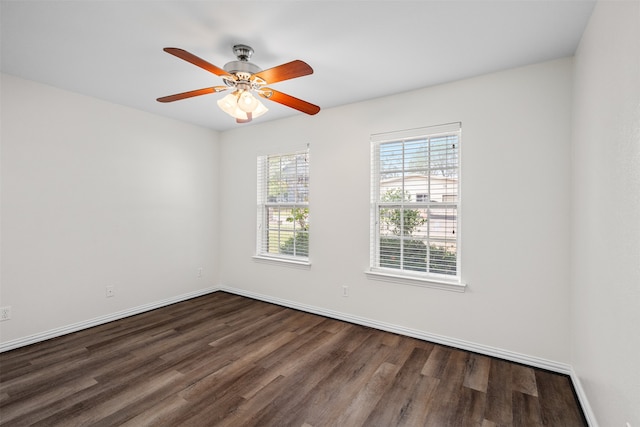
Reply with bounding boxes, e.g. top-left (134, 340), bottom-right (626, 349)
top-left (219, 285), bottom-right (597, 427)
top-left (0, 286), bottom-right (220, 353)
top-left (569, 367), bottom-right (599, 427)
